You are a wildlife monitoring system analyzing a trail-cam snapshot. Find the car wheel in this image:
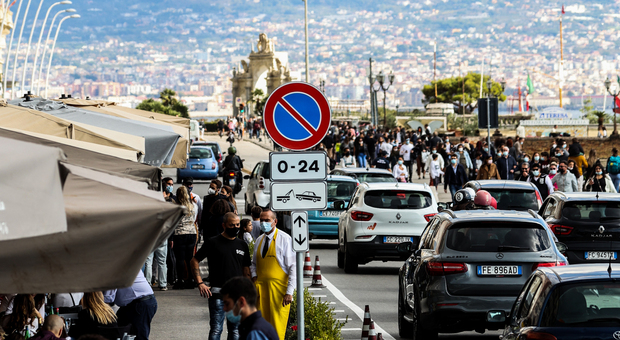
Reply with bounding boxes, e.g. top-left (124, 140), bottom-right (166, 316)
top-left (343, 241), bottom-right (358, 273)
top-left (282, 199), bottom-right (288, 203)
top-left (244, 195), bottom-right (250, 215)
top-left (337, 239), bottom-right (345, 269)
top-left (398, 286), bottom-right (413, 338)
top-left (412, 290), bottom-right (438, 340)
